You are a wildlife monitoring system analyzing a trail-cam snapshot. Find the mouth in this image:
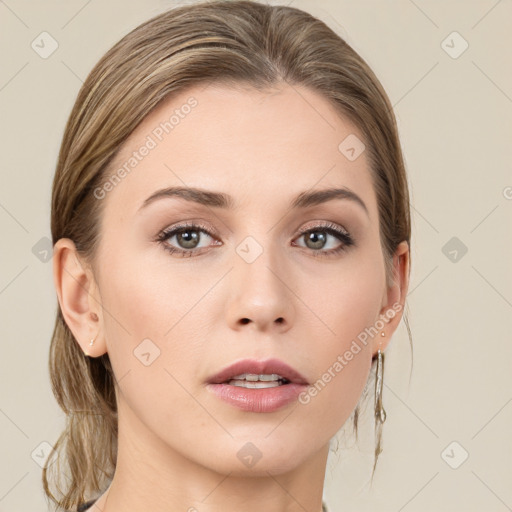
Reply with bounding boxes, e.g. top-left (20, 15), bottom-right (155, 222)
top-left (223, 373), bottom-right (290, 389)
top-left (205, 358), bottom-right (310, 412)
top-left (205, 357), bottom-right (309, 386)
